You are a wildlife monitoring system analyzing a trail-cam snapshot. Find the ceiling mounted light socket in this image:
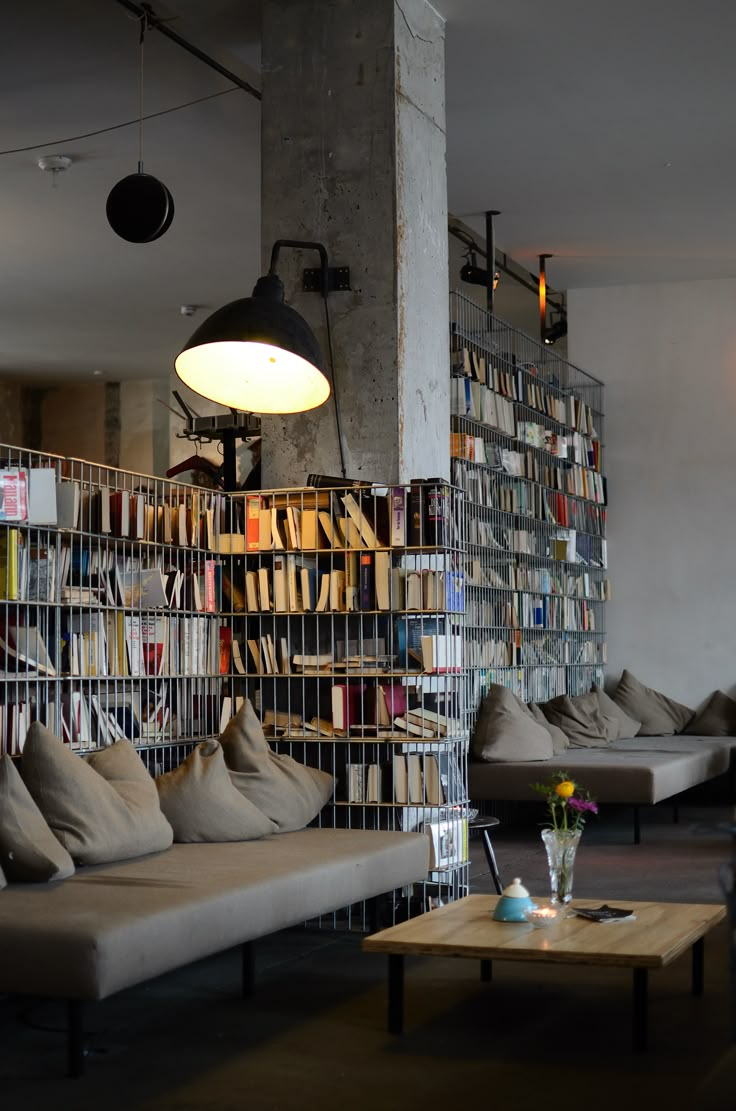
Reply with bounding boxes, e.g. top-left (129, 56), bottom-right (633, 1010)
top-left (38, 155), bottom-right (72, 174)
